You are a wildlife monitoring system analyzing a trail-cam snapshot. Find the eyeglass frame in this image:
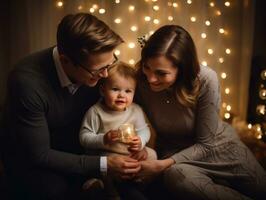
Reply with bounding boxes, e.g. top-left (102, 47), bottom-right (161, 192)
top-left (72, 54), bottom-right (118, 77)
